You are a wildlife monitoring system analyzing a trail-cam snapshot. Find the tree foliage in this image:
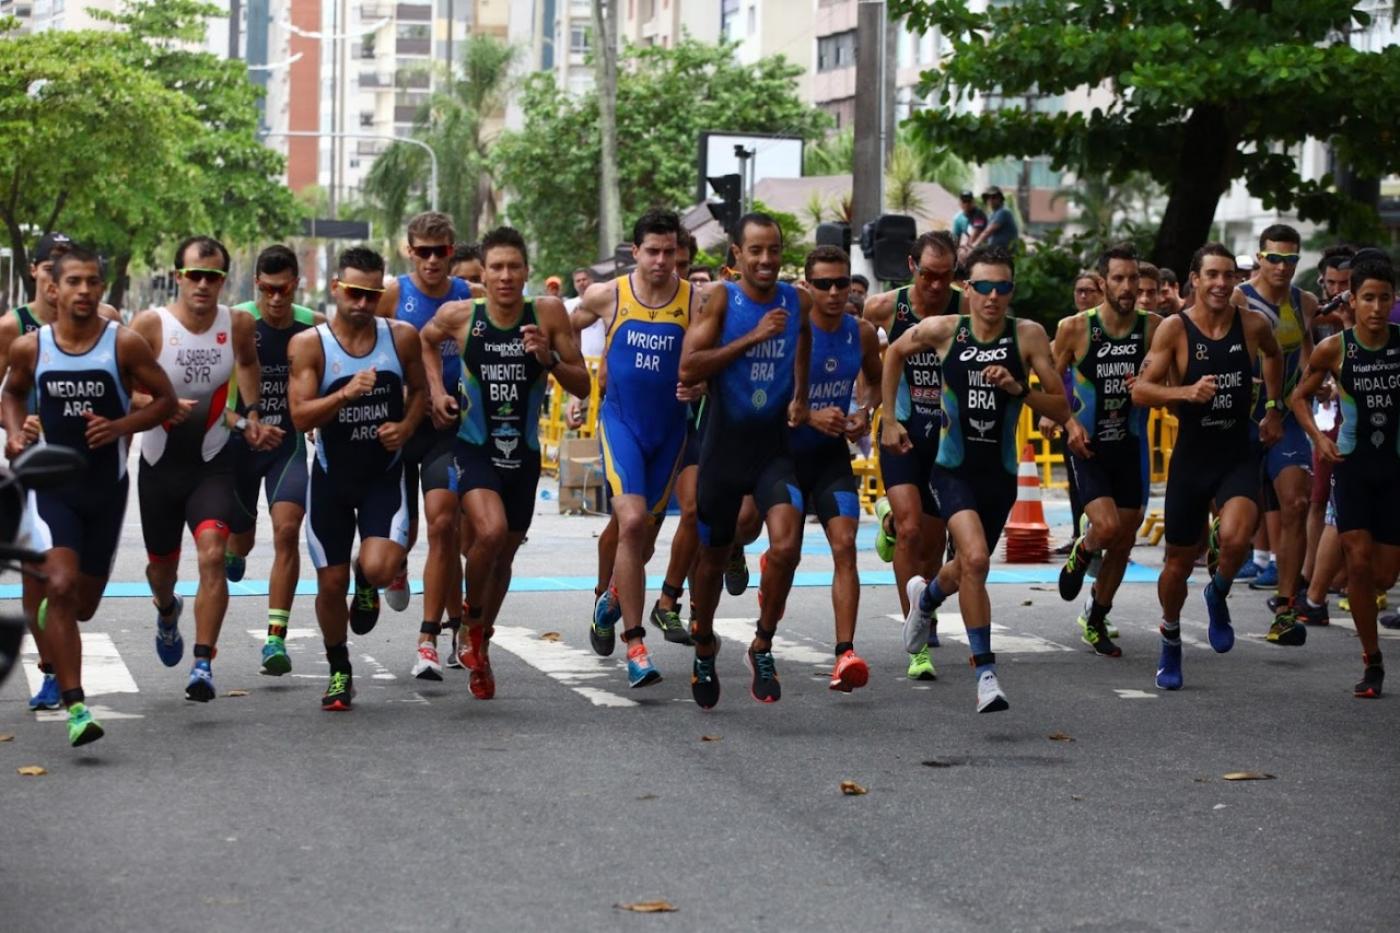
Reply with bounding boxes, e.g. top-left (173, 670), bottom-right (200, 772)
top-left (494, 38), bottom-right (831, 277)
top-left (891, 0), bottom-right (1400, 274)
